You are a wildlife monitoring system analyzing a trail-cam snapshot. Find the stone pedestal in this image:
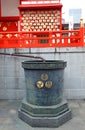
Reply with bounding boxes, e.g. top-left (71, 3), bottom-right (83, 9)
top-left (18, 60), bottom-right (72, 127)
